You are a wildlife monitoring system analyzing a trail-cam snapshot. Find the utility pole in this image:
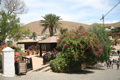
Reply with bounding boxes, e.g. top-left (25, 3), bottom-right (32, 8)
top-left (100, 1), bottom-right (120, 27)
top-left (0, 0), bottom-right (1, 5)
